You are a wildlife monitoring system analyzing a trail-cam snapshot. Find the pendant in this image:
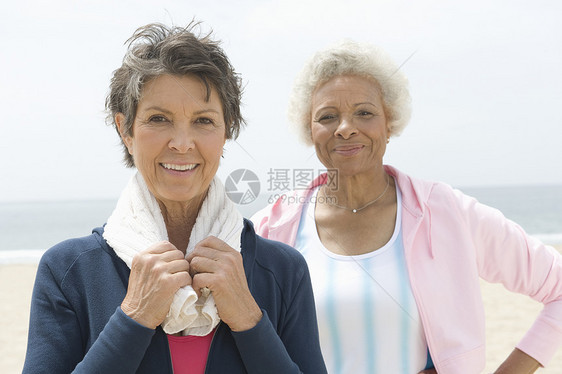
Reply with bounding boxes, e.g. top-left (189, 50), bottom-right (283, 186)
top-left (352, 209), bottom-right (357, 213)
